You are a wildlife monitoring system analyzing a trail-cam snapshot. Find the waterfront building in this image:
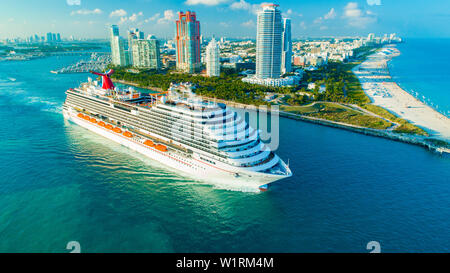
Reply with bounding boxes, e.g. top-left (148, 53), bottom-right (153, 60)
top-left (56, 33), bottom-right (61, 42)
top-left (110, 25), bottom-right (128, 66)
top-left (206, 38), bottom-right (220, 77)
top-left (128, 29), bottom-right (145, 65)
top-left (242, 4), bottom-right (294, 87)
top-left (131, 37), bottom-right (161, 69)
top-left (175, 11), bottom-right (201, 73)
top-left (255, 4), bottom-right (282, 79)
top-left (46, 32), bottom-right (53, 43)
top-left (281, 18), bottom-right (292, 74)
